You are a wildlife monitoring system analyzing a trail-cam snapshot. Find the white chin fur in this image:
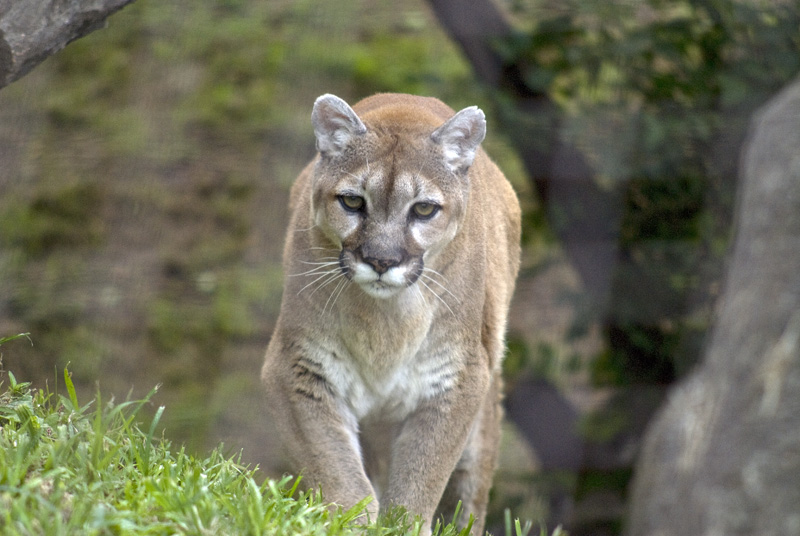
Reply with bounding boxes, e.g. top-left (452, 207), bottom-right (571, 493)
top-left (352, 264), bottom-right (409, 299)
top-left (360, 282), bottom-right (405, 299)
